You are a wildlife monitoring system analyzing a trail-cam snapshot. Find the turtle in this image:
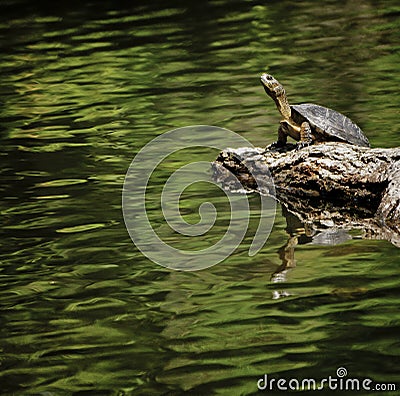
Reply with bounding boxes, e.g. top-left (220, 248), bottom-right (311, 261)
top-left (260, 73), bottom-right (370, 149)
